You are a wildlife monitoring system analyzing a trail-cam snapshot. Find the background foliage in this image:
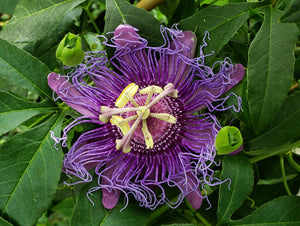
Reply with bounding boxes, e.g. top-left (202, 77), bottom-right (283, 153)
top-left (0, 0), bottom-right (300, 225)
